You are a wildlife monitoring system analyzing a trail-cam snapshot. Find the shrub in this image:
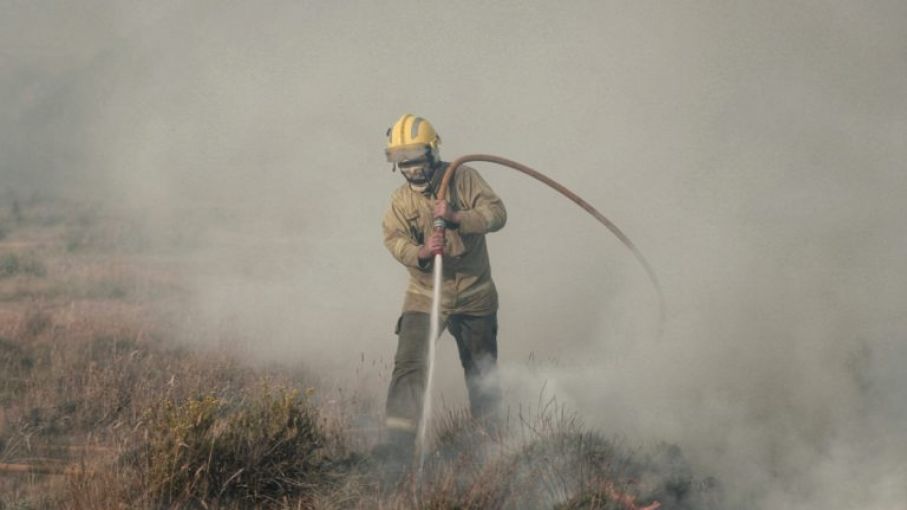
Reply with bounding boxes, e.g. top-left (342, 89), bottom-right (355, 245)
top-left (424, 411), bottom-right (718, 510)
top-left (141, 385), bottom-right (331, 507)
top-left (0, 253), bottom-right (46, 278)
